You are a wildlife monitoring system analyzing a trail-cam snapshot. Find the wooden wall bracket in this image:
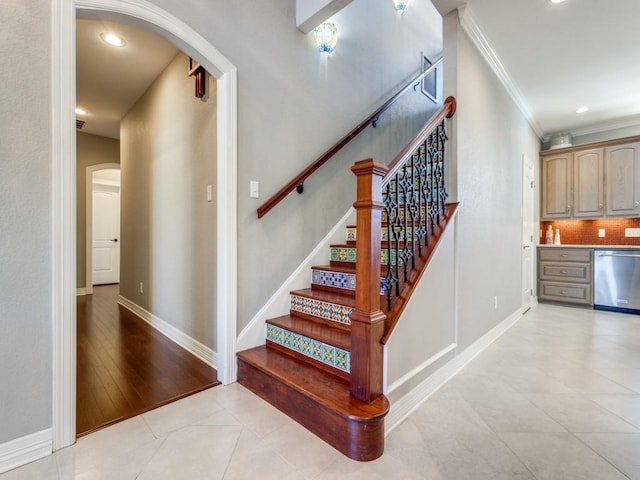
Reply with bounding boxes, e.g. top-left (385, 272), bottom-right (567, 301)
top-left (188, 57), bottom-right (207, 98)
